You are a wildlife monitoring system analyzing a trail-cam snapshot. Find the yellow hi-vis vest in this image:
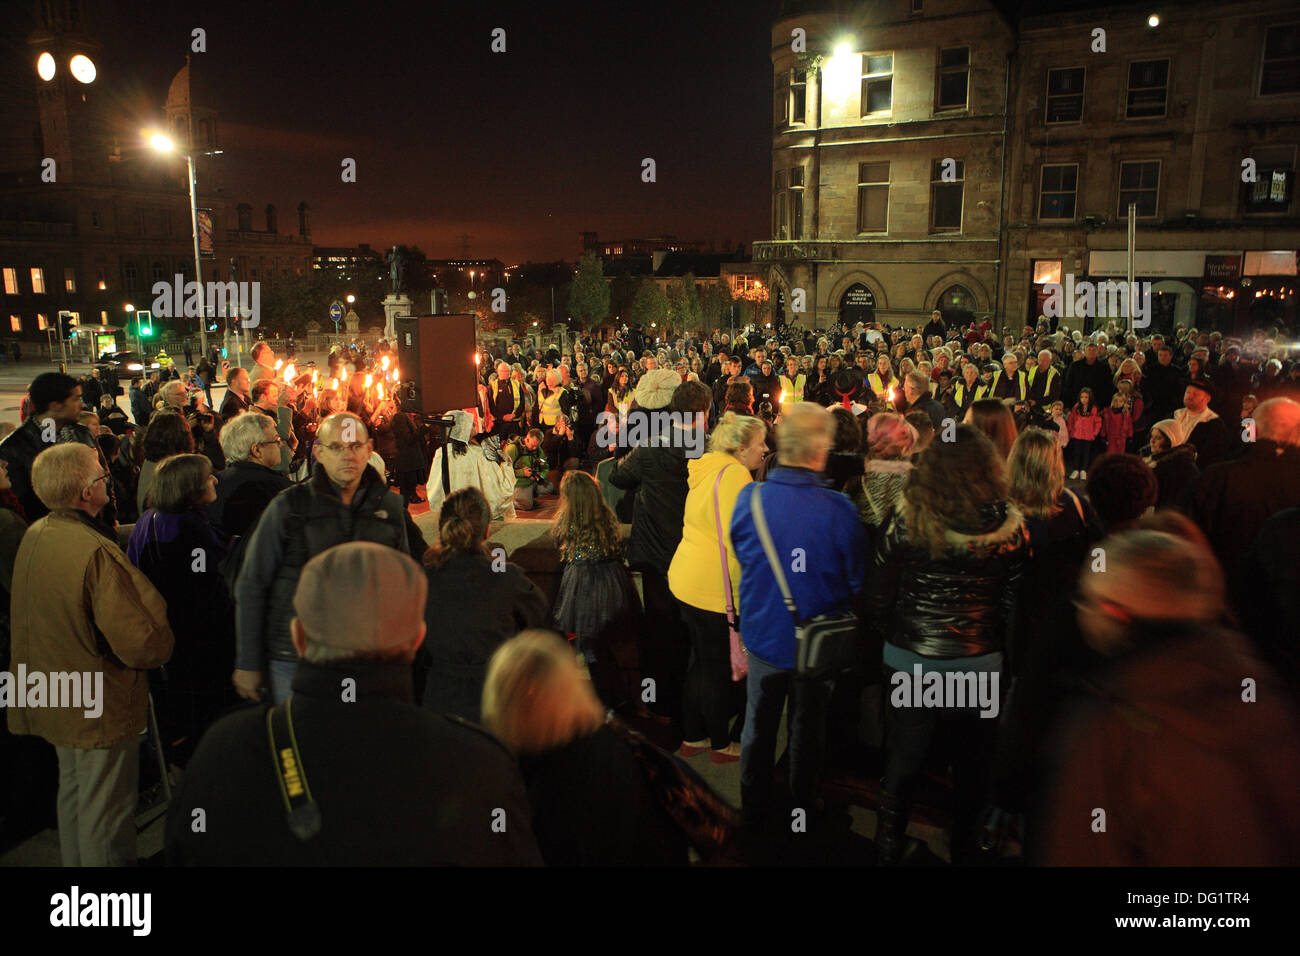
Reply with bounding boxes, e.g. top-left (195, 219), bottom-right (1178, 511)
top-left (867, 371), bottom-right (894, 395)
top-left (990, 369), bottom-right (1028, 400)
top-left (492, 378), bottom-right (522, 414)
top-left (538, 386), bottom-right (562, 426)
top-left (778, 373), bottom-right (806, 403)
top-left (1027, 365), bottom-right (1059, 394)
